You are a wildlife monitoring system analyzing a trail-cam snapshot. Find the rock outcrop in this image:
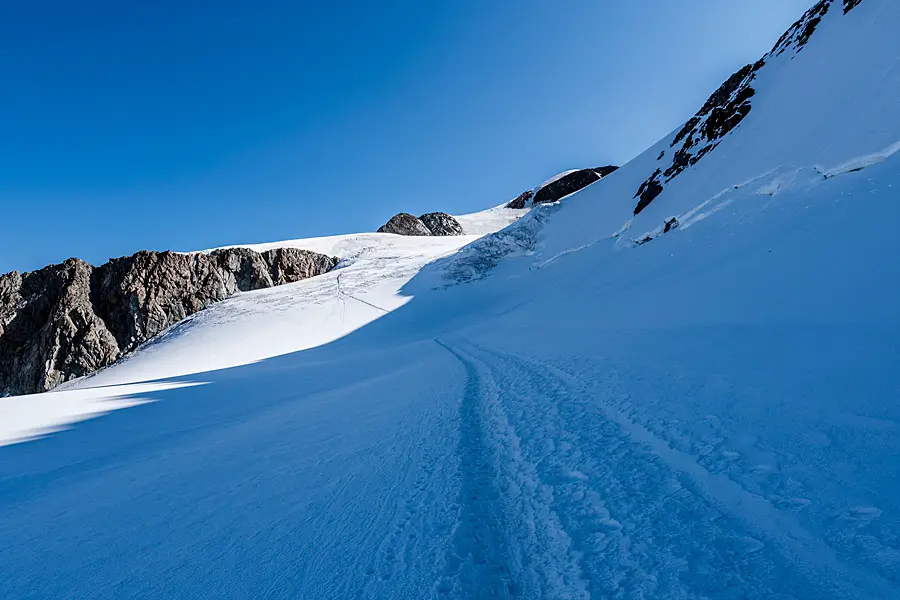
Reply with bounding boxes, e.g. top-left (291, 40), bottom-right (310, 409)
top-left (506, 190), bottom-right (534, 210)
top-left (633, 58), bottom-right (765, 216)
top-left (419, 212), bottom-right (464, 236)
top-left (506, 166), bottom-right (618, 209)
top-left (634, 169), bottom-right (664, 215)
top-left (772, 0), bottom-right (832, 55)
top-left (377, 212), bottom-right (465, 237)
top-left (214, 247), bottom-right (276, 291)
top-left (0, 247), bottom-right (338, 396)
top-left (533, 166), bottom-right (618, 205)
top-left (377, 213), bottom-right (433, 236)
